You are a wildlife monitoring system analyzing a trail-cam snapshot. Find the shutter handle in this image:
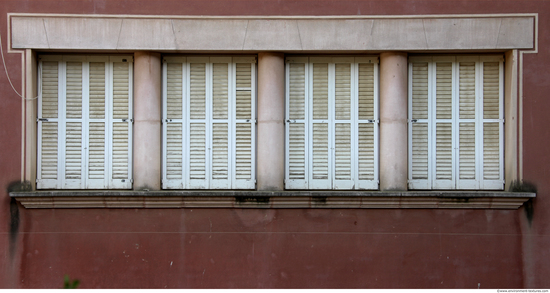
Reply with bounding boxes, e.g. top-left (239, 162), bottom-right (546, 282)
top-left (410, 119), bottom-right (418, 123)
top-left (286, 119), bottom-right (296, 124)
top-left (37, 118), bottom-right (49, 122)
